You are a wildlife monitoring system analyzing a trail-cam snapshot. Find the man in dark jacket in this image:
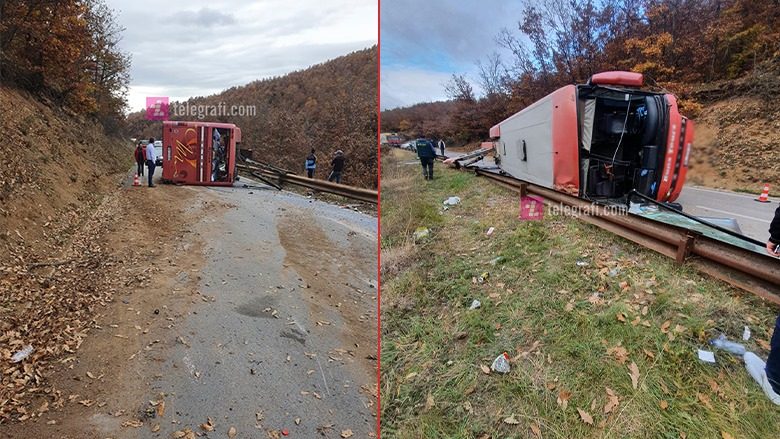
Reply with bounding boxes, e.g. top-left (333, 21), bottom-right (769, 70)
top-left (416, 137), bottom-right (436, 180)
top-left (134, 141), bottom-right (145, 177)
top-left (767, 205), bottom-right (780, 256)
top-left (765, 205), bottom-right (780, 397)
top-left (305, 148), bottom-right (317, 178)
top-left (328, 150), bottom-right (345, 184)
